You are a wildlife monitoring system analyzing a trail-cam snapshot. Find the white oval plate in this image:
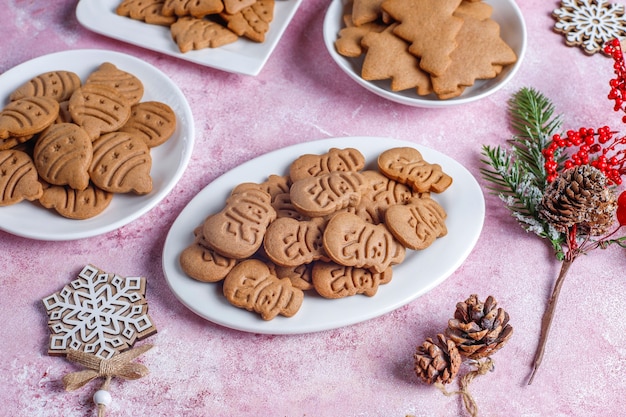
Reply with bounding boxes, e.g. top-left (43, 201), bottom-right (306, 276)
top-left (76, 0), bottom-right (303, 76)
top-left (323, 0), bottom-right (527, 108)
top-left (162, 137), bottom-right (484, 334)
top-left (0, 49), bottom-right (194, 241)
